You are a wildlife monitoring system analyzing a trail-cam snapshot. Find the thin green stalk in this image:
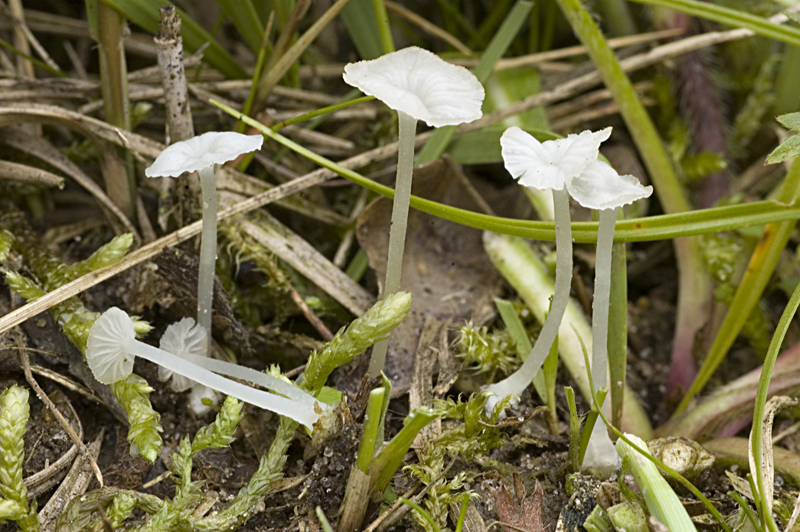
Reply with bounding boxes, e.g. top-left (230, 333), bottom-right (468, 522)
top-left (0, 38), bottom-right (67, 78)
top-left (368, 110), bottom-right (417, 378)
top-left (416, 0), bottom-right (533, 165)
top-left (677, 156), bottom-right (800, 413)
top-left (399, 498), bottom-right (440, 532)
top-left (554, 0), bottom-right (710, 407)
top-left (371, 0), bottom-right (394, 54)
top-left (565, 386), bottom-right (581, 472)
top-left (454, 495), bottom-right (469, 532)
top-left (597, 0), bottom-right (636, 36)
top-left (272, 96), bottom-right (375, 131)
top-left (356, 388), bottom-right (385, 472)
top-left (608, 209), bottom-right (627, 428)
top-left (578, 387), bottom-right (608, 466)
top-left (212, 99), bottom-right (800, 243)
top-left (728, 491), bottom-right (763, 532)
top-left (627, 0), bottom-right (800, 47)
top-left (750, 277), bottom-right (800, 532)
